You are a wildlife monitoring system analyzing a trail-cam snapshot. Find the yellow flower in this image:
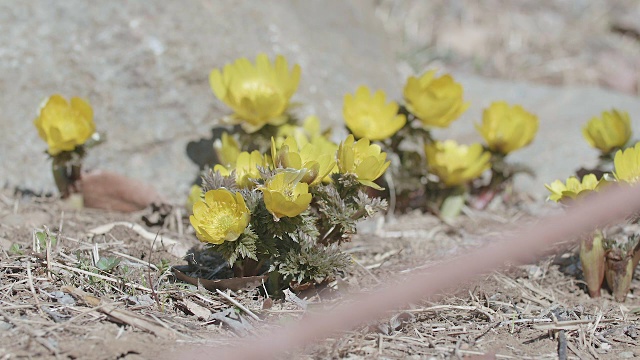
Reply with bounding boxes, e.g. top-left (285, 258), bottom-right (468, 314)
top-left (337, 135), bottom-right (390, 190)
top-left (476, 101), bottom-right (539, 154)
top-left (213, 132), bottom-right (241, 168)
top-left (403, 70), bottom-right (469, 128)
top-left (209, 54), bottom-right (301, 133)
top-left (189, 189), bottom-right (250, 245)
top-left (275, 115), bottom-right (323, 147)
top-left (214, 150), bottom-right (269, 188)
top-left (260, 170), bottom-right (312, 219)
top-left (186, 185), bottom-right (203, 213)
top-left (425, 140), bottom-right (490, 187)
top-left (313, 136), bottom-right (340, 182)
top-left (614, 142), bottom-right (640, 184)
top-left (271, 137), bottom-right (335, 186)
top-left (343, 86), bottom-right (406, 140)
top-left (34, 94), bottom-right (96, 155)
top-left (583, 109), bottom-right (631, 154)
top-left (545, 174), bottom-right (604, 203)
top-left (301, 115), bottom-right (322, 139)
